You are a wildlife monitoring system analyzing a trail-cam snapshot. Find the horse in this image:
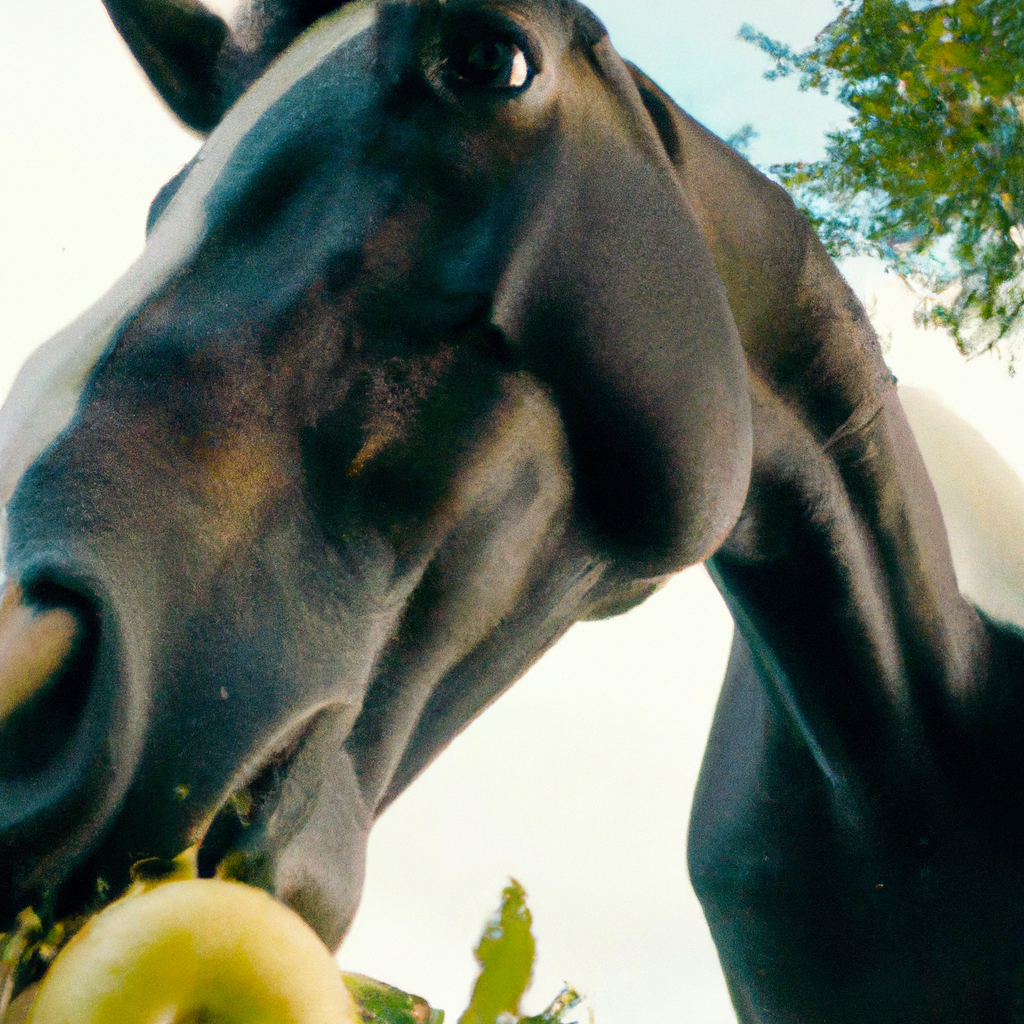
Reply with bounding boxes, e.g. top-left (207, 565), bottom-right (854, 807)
top-left (1, 1), bottom-right (1022, 1020)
